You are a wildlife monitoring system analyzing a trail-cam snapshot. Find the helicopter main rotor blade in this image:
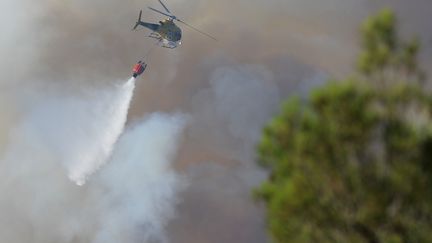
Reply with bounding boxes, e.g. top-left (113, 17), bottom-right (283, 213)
top-left (148, 7), bottom-right (174, 19)
top-left (158, 0), bottom-right (172, 14)
top-left (177, 19), bottom-right (217, 41)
